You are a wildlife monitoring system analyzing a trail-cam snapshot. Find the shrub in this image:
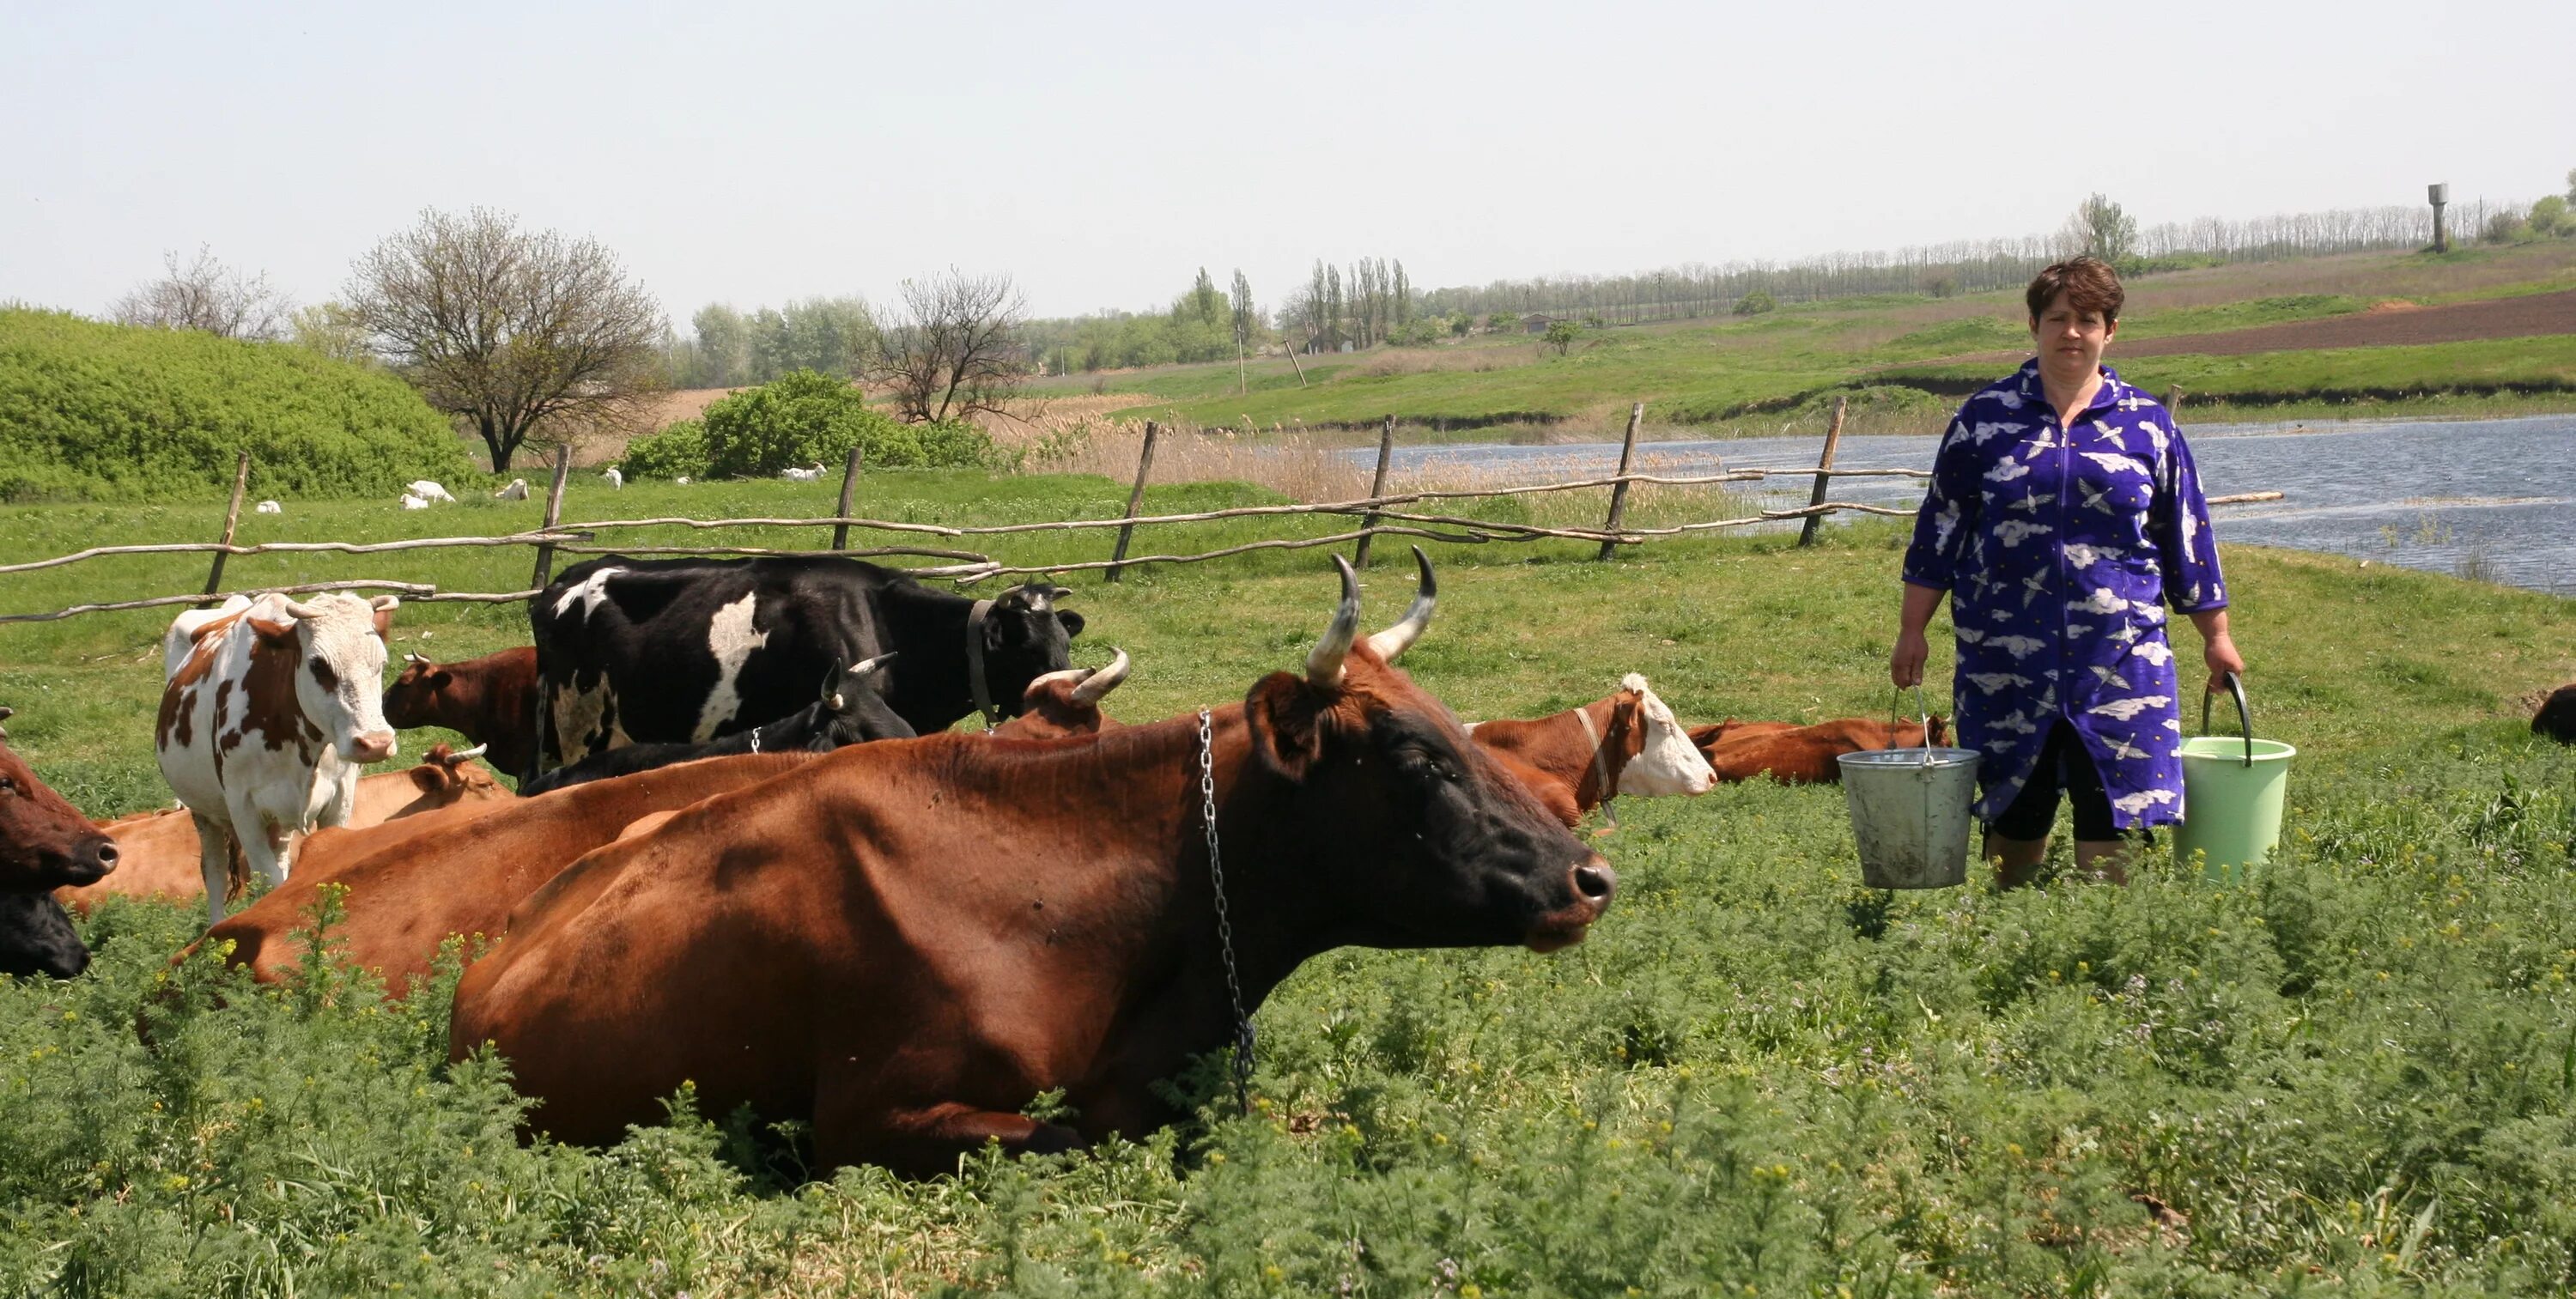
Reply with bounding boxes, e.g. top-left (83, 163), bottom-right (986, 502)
top-left (1542, 319), bottom-right (1581, 355)
top-left (695, 370), bottom-right (994, 479)
top-left (0, 308), bottom-right (477, 502)
top-left (619, 417), bottom-right (709, 480)
top-left (1733, 289), bottom-right (1778, 316)
top-left (2528, 196), bottom-right (2571, 239)
top-left (1485, 311), bottom-right (1520, 332)
top-left (2482, 210), bottom-right (2529, 245)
